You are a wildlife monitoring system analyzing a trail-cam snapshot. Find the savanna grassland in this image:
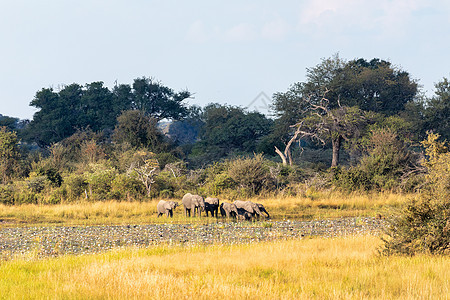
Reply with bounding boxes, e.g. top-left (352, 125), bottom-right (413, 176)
top-left (2, 192), bottom-right (449, 299)
top-left (0, 191), bottom-right (405, 226)
top-left (1, 235), bottom-right (449, 299)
